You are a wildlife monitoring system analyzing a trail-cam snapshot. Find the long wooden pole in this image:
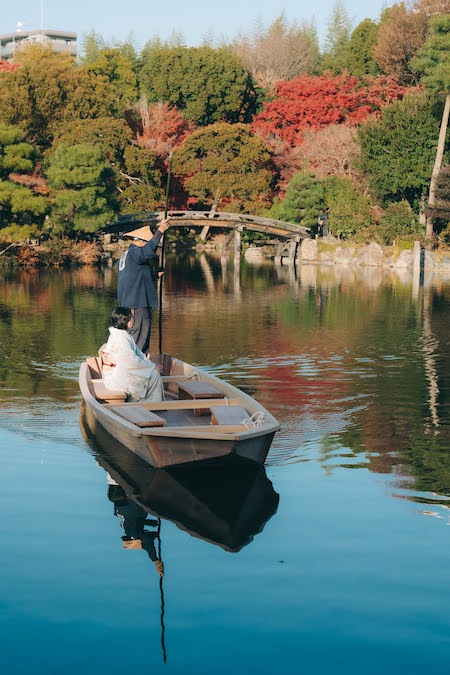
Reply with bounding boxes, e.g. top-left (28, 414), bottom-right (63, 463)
top-left (157, 518), bottom-right (167, 663)
top-left (158, 151), bottom-right (173, 355)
